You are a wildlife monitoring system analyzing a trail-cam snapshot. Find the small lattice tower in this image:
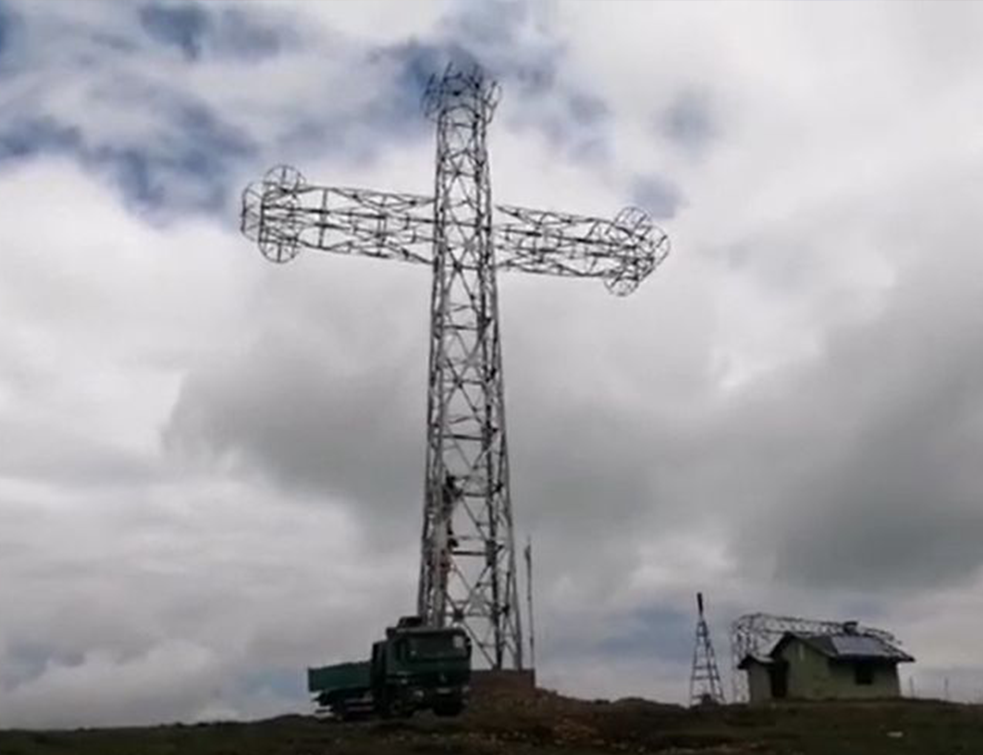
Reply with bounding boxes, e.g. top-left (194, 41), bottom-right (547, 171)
top-left (689, 592), bottom-right (725, 705)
